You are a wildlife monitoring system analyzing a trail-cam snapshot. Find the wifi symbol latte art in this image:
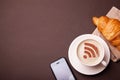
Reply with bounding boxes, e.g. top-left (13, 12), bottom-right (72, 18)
top-left (83, 42), bottom-right (99, 59)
